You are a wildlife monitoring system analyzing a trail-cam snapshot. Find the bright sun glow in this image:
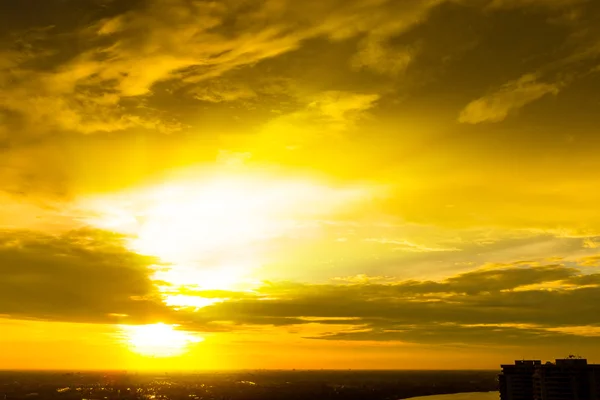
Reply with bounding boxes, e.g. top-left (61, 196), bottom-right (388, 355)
top-left (121, 323), bottom-right (203, 357)
top-left (82, 172), bottom-right (377, 307)
top-left (127, 176), bottom-right (368, 265)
